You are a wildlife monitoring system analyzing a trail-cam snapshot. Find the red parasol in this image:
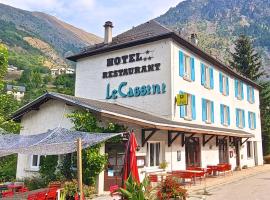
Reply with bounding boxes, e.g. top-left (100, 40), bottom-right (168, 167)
top-left (123, 131), bottom-right (140, 185)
